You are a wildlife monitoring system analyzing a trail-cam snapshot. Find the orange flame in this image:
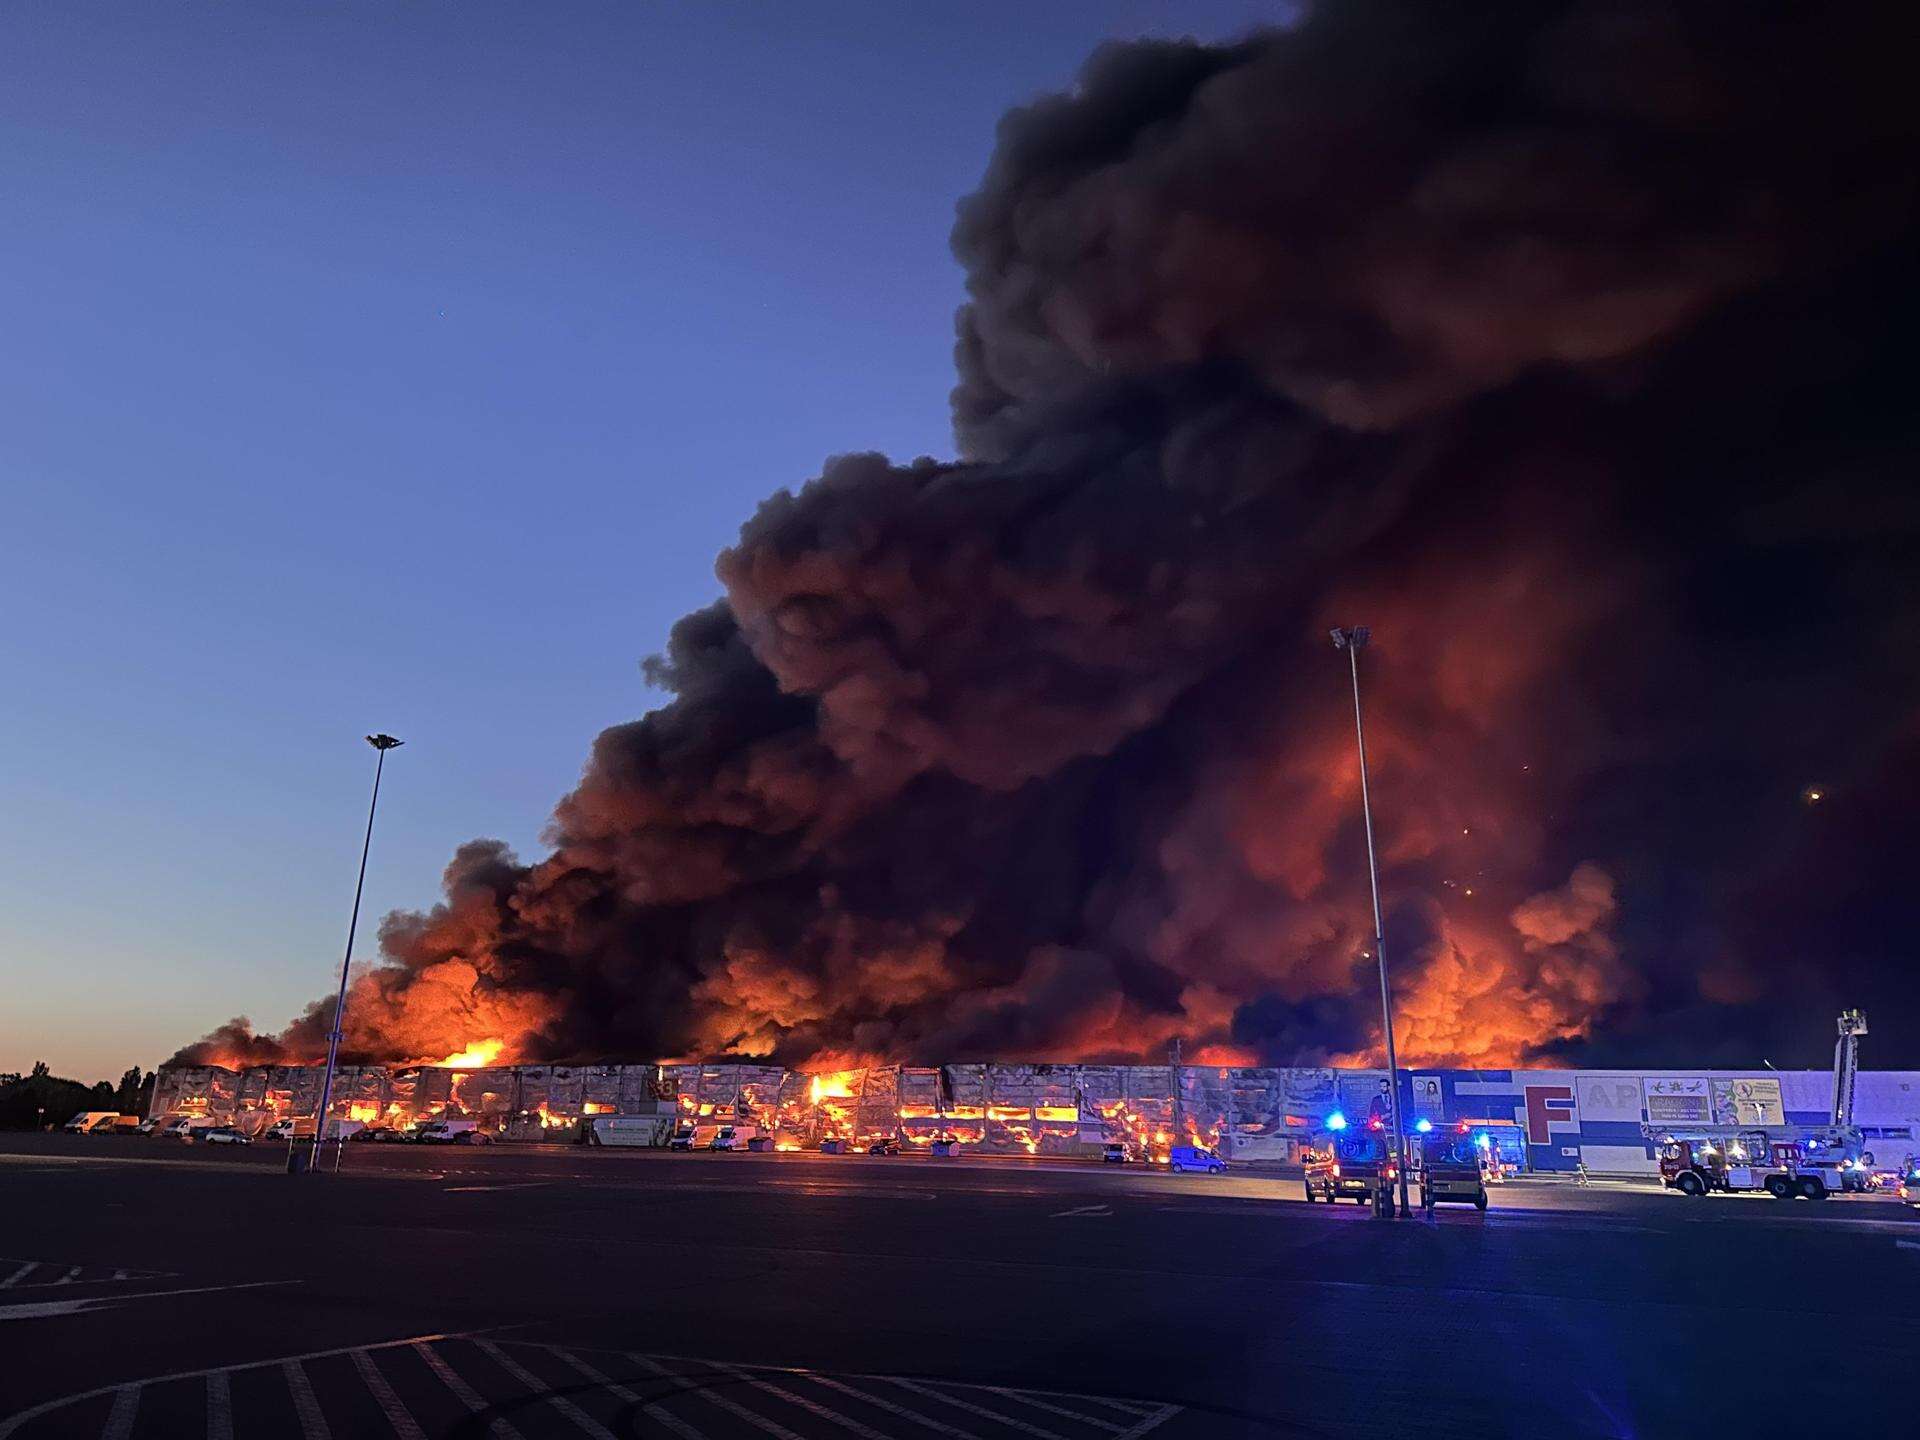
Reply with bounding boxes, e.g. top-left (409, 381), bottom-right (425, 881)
top-left (436, 1039), bottom-right (504, 1069)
